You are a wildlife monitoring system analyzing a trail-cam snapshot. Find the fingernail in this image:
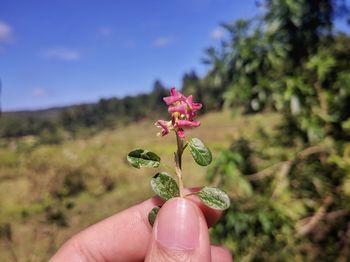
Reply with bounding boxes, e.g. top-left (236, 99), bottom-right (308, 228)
top-left (155, 198), bottom-right (199, 250)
